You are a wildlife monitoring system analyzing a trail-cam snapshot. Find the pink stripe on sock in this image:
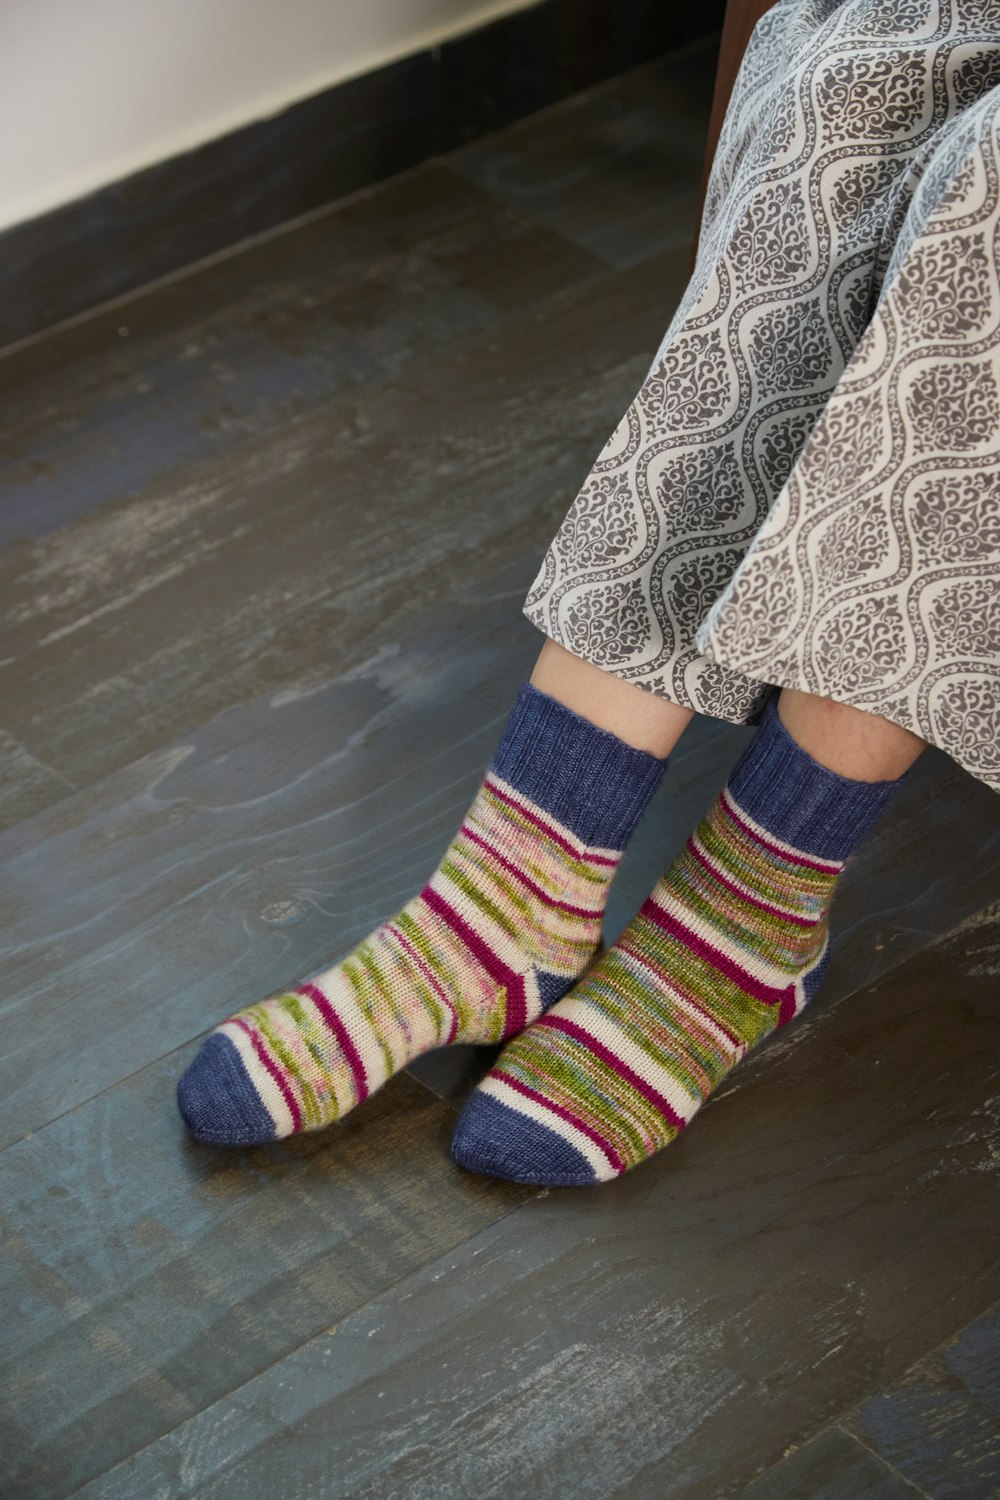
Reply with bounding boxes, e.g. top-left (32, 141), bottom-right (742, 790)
top-left (297, 982), bottom-right (369, 1105)
top-left (493, 1068), bottom-right (624, 1174)
top-left (536, 1014), bottom-right (686, 1131)
top-left (686, 836), bottom-right (815, 927)
top-left (501, 973), bottom-right (528, 1040)
top-left (483, 778), bottom-right (619, 867)
top-left (640, 896), bottom-right (795, 1010)
top-left (460, 824), bottom-right (605, 918)
top-left (419, 884), bottom-right (526, 1035)
top-left (232, 1016), bottom-right (303, 1132)
top-left (719, 788), bottom-right (842, 874)
top-left (778, 989), bottom-right (798, 1027)
top-left (386, 925), bottom-right (460, 1043)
